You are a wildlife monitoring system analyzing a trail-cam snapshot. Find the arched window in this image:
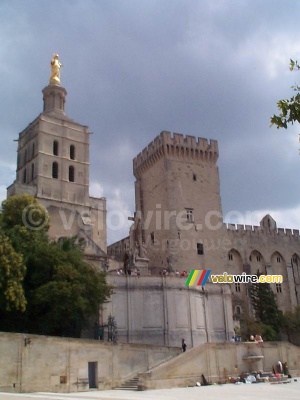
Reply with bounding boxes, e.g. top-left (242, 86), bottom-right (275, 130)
top-left (69, 165), bottom-right (75, 182)
top-left (70, 144), bottom-right (75, 160)
top-left (53, 140), bottom-right (59, 156)
top-left (32, 142), bottom-right (35, 158)
top-left (23, 169), bottom-right (27, 183)
top-left (24, 149), bottom-right (27, 164)
top-left (52, 162), bottom-right (58, 178)
top-left (31, 163), bottom-right (35, 180)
